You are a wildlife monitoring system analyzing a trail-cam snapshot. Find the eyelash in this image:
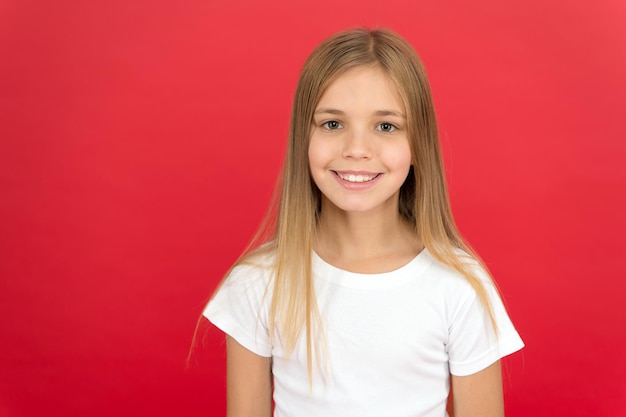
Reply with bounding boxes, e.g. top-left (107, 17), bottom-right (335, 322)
top-left (320, 121), bottom-right (398, 133)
